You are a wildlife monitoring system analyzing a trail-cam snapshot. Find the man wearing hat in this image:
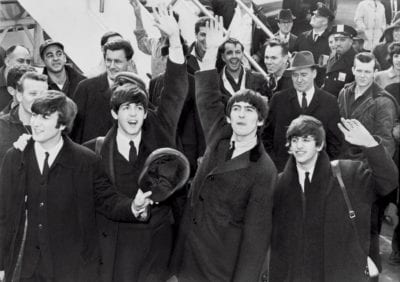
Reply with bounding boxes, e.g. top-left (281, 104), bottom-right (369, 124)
top-left (83, 7), bottom-right (189, 282)
top-left (40, 39), bottom-right (85, 98)
top-left (274, 9), bottom-right (297, 52)
top-left (322, 24), bottom-right (358, 97)
top-left (293, 3), bottom-right (335, 87)
top-left (262, 50), bottom-right (343, 171)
